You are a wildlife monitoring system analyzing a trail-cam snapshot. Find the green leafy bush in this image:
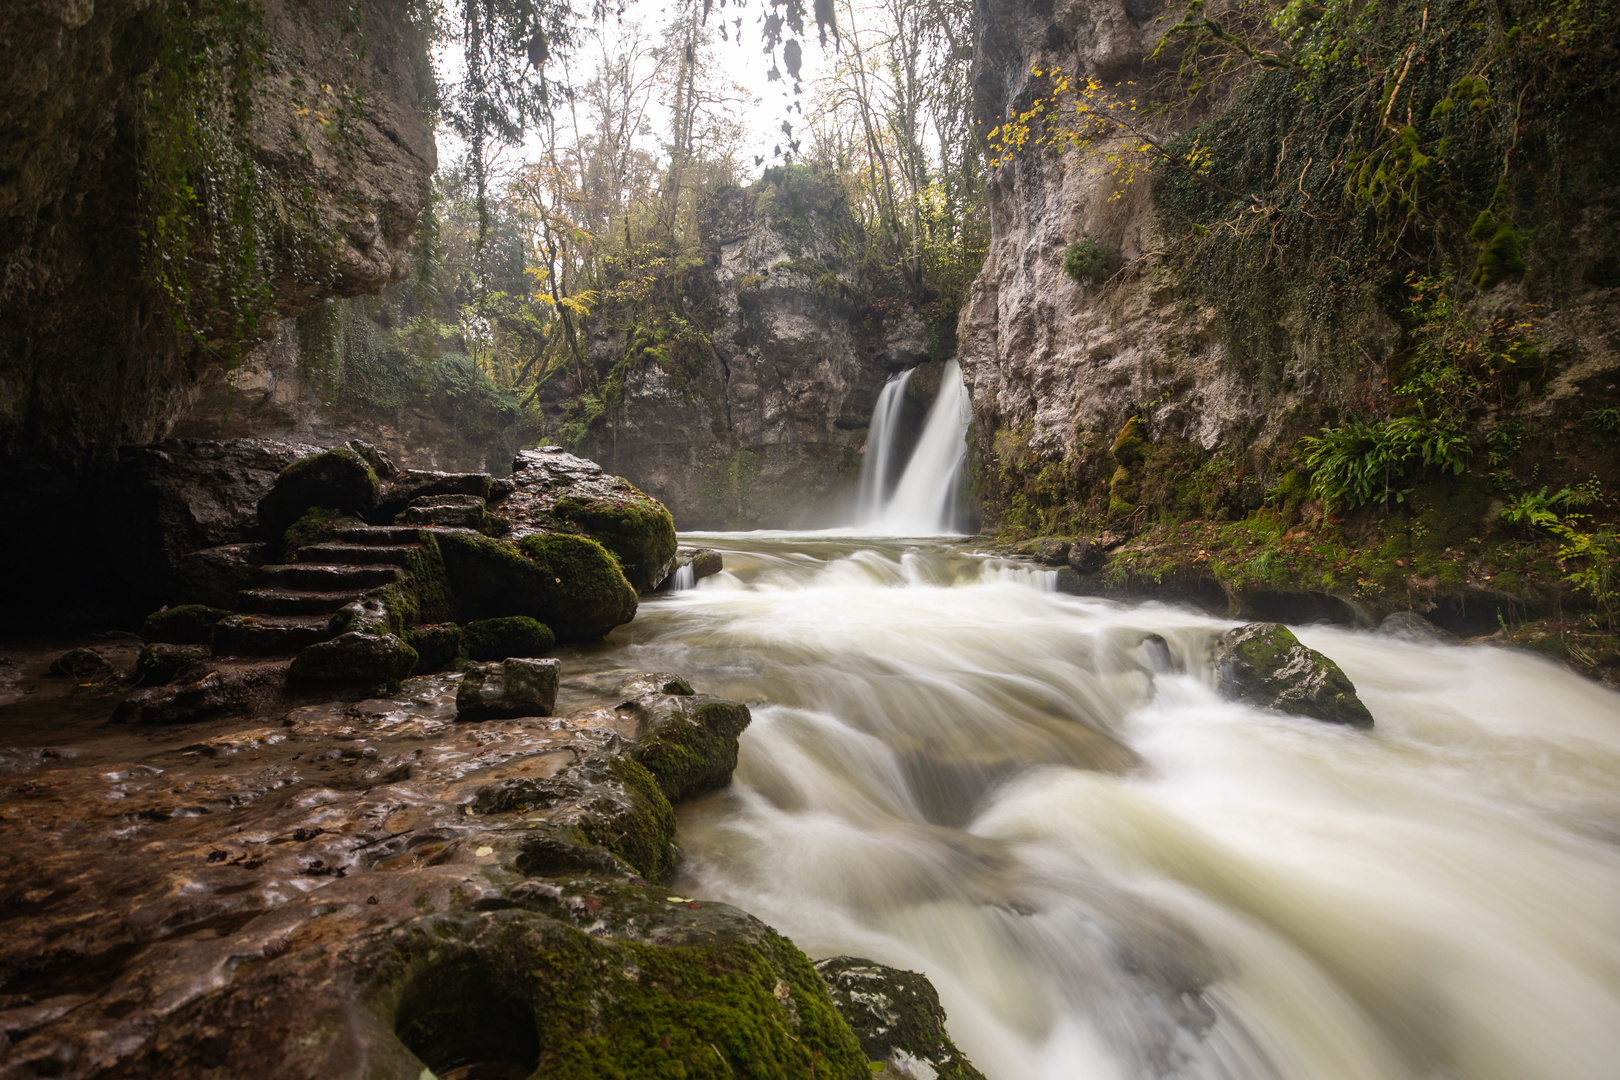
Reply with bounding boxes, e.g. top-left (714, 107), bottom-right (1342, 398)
top-left (1301, 413), bottom-right (1470, 509)
top-left (1062, 235), bottom-right (1115, 288)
